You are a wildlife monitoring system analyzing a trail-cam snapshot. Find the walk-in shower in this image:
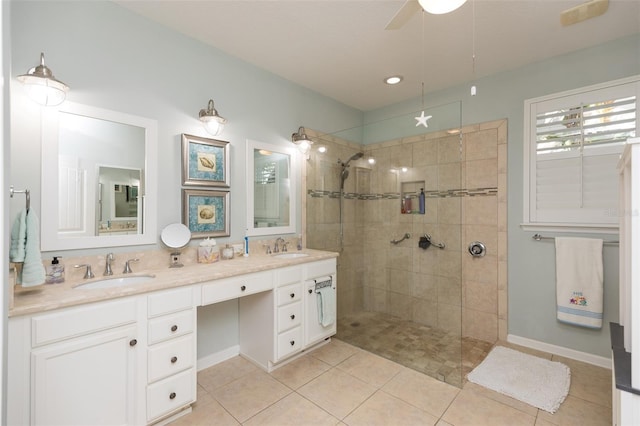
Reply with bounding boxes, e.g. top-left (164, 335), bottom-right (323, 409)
top-left (305, 104), bottom-right (504, 388)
